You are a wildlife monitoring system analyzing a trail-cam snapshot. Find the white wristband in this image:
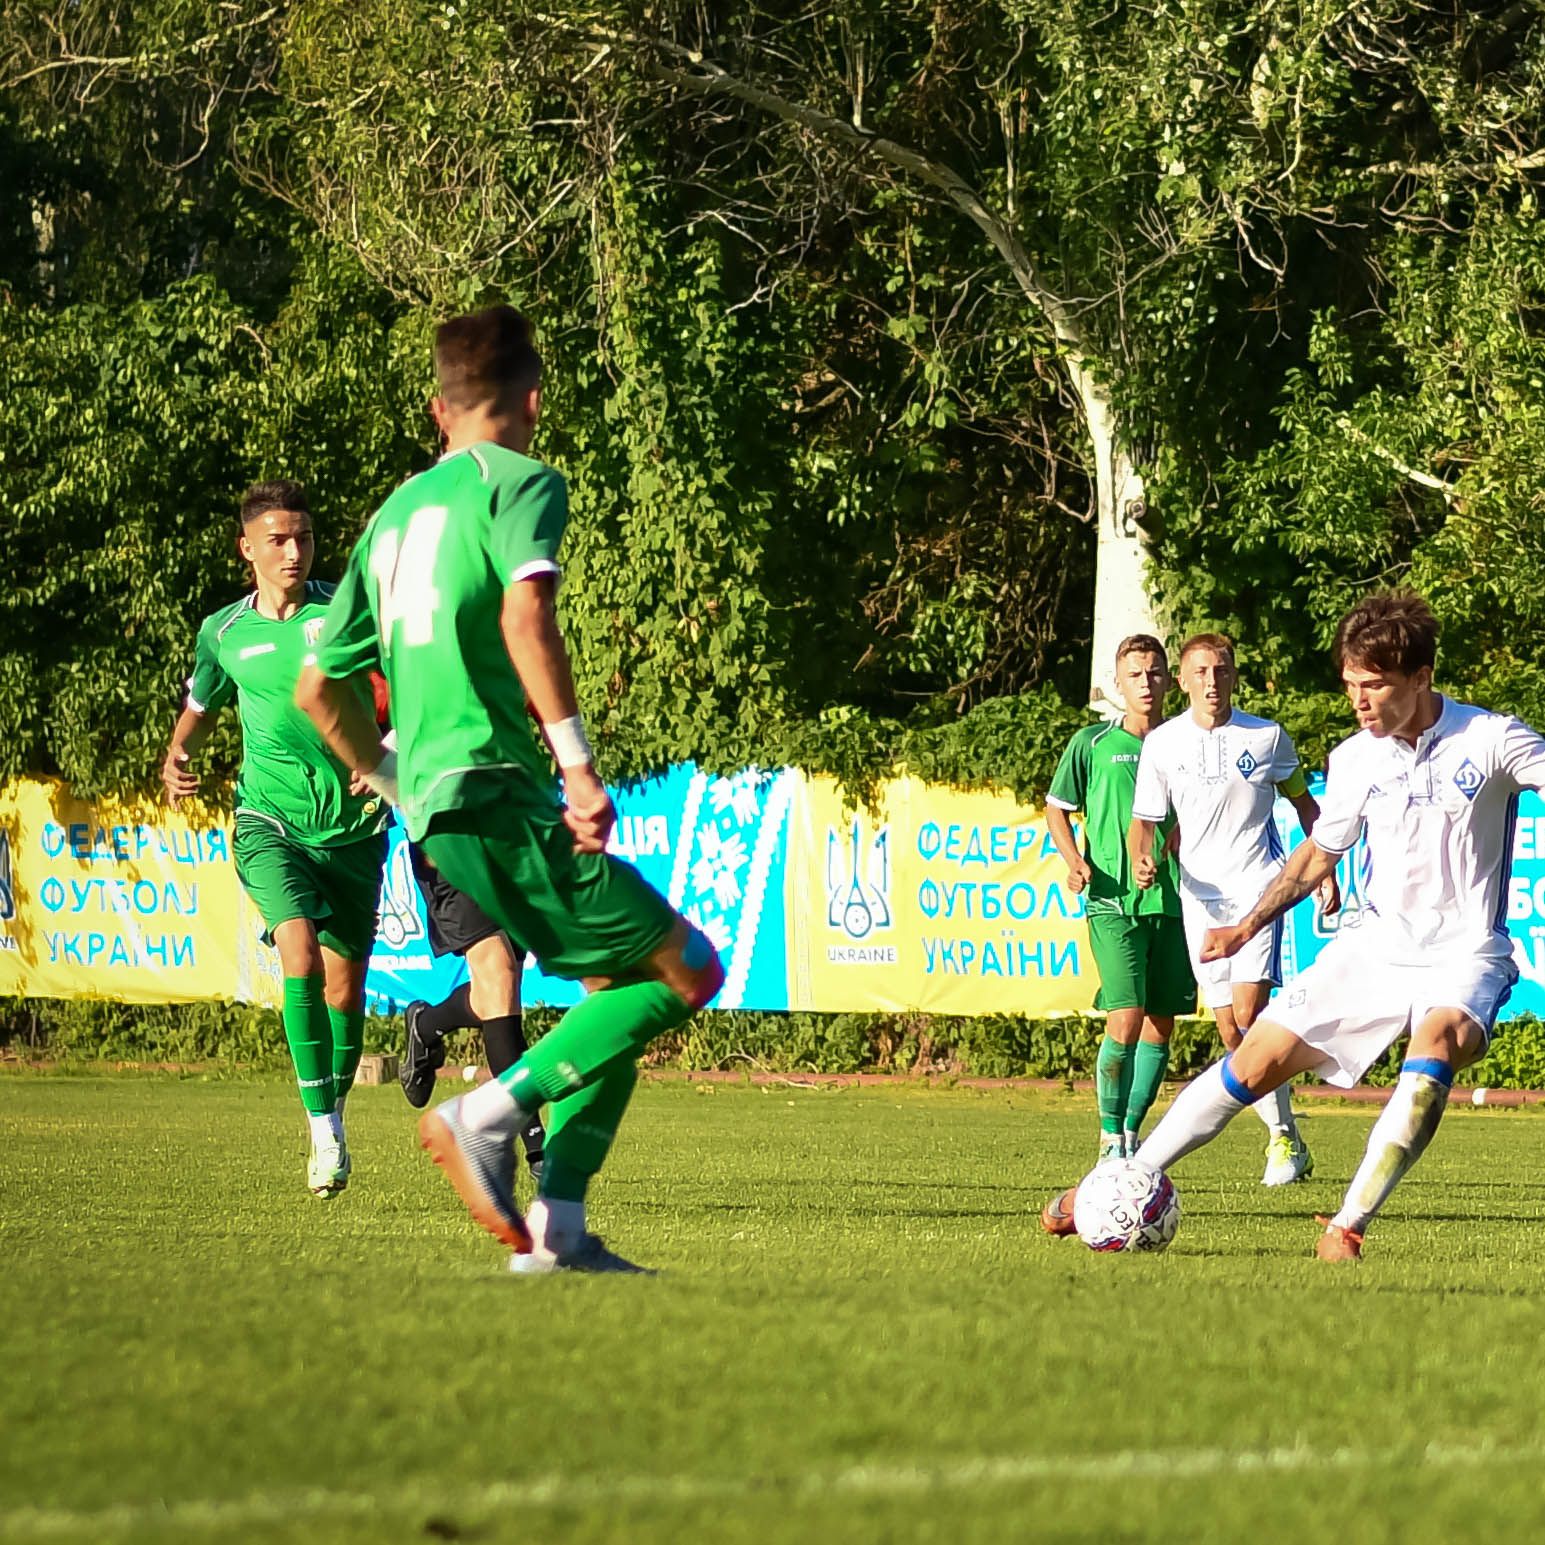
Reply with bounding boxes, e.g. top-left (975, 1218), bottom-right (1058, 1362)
top-left (361, 748), bottom-right (399, 806)
top-left (544, 715), bottom-right (593, 769)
